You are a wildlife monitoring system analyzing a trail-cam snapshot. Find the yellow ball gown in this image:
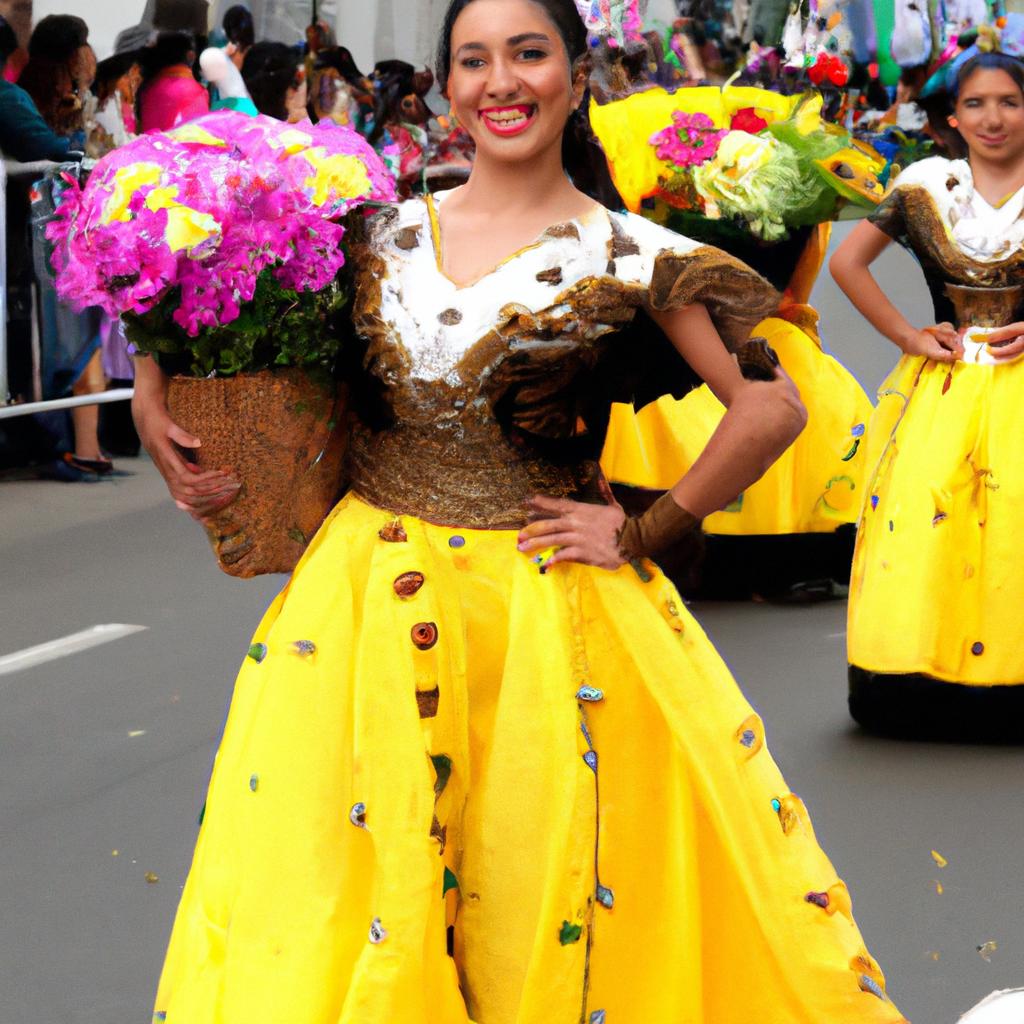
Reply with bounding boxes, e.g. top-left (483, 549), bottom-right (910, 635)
top-left (847, 156), bottom-right (1024, 739)
top-left (601, 223), bottom-right (873, 598)
top-left (154, 195), bottom-right (907, 1023)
